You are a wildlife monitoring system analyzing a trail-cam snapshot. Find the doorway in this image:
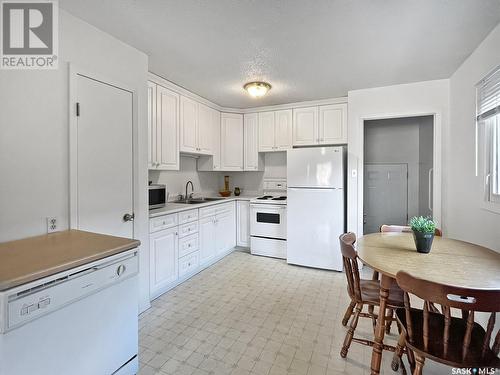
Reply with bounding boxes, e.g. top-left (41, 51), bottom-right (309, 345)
top-left (363, 116), bottom-right (433, 234)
